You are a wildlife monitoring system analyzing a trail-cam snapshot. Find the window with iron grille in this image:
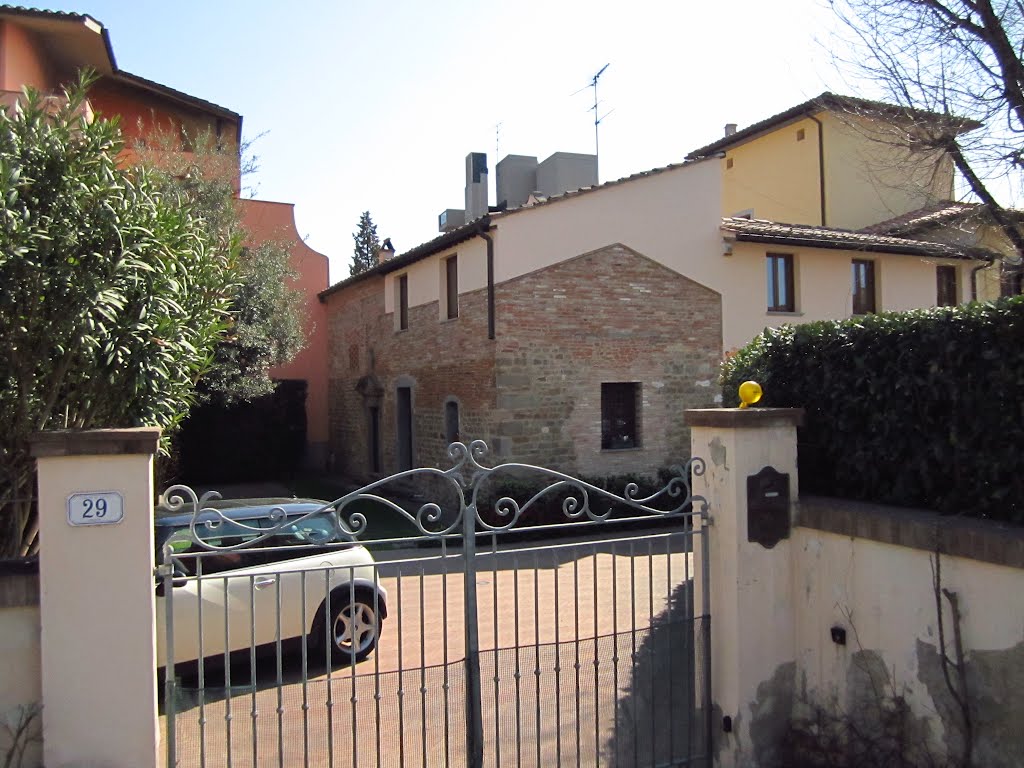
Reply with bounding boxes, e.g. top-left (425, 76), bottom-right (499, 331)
top-left (766, 253), bottom-right (795, 312)
top-left (851, 259), bottom-right (876, 315)
top-left (936, 265), bottom-right (958, 306)
top-left (601, 382), bottom-right (640, 450)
